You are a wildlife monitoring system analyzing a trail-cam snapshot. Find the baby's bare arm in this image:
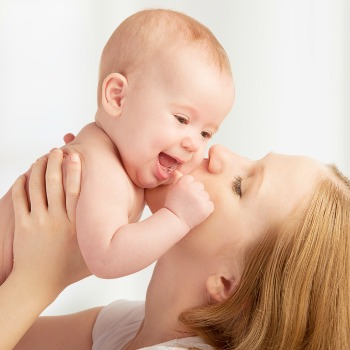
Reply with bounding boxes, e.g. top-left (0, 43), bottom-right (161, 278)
top-left (104, 174), bottom-right (213, 277)
top-left (79, 164), bottom-right (213, 278)
top-left (66, 127), bottom-right (213, 279)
